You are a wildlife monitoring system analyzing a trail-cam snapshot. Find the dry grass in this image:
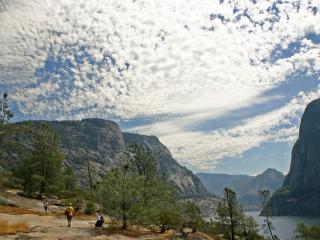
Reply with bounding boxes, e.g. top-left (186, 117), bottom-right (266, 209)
top-left (102, 226), bottom-right (145, 237)
top-left (0, 206), bottom-right (41, 215)
top-left (0, 220), bottom-right (29, 235)
top-left (188, 232), bottom-right (215, 240)
top-left (101, 225), bottom-right (174, 238)
top-left (101, 226), bottom-right (151, 237)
